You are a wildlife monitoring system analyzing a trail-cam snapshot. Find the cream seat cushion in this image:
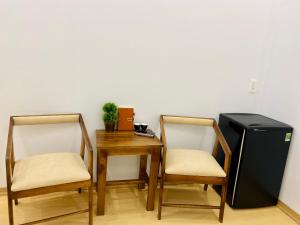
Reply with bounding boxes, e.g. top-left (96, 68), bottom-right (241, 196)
top-left (165, 149), bottom-right (226, 177)
top-left (11, 152), bottom-right (90, 192)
